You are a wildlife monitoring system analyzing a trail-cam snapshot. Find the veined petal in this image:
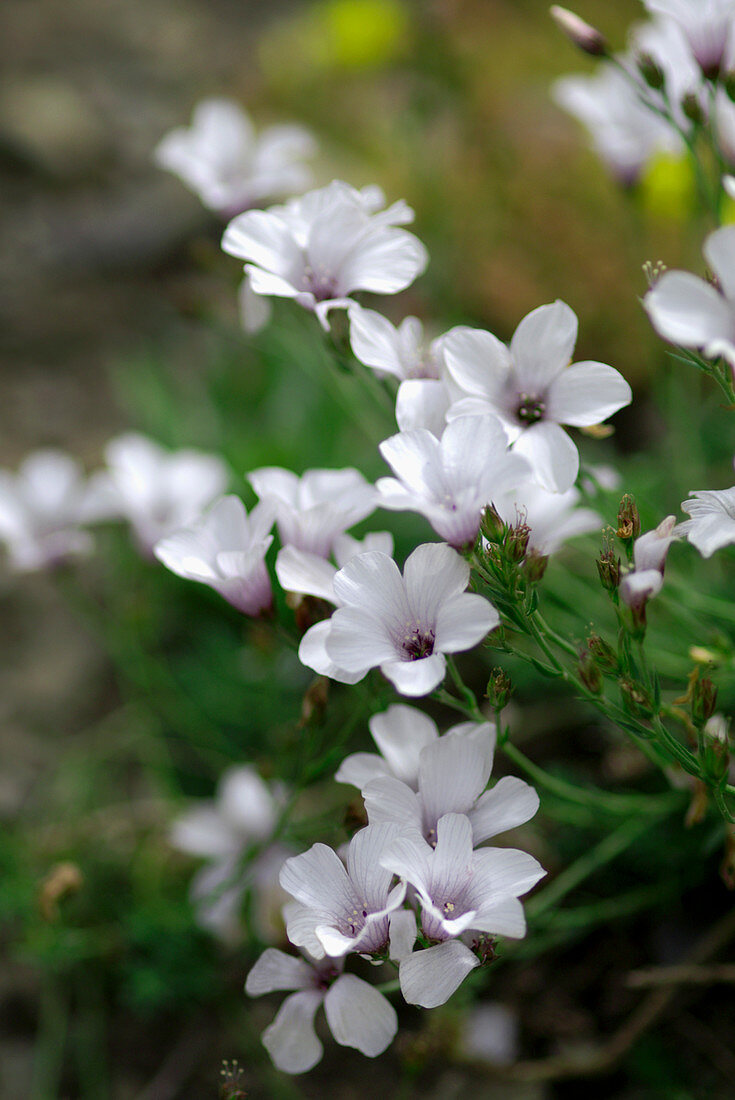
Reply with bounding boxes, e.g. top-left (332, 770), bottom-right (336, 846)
top-left (469, 776), bottom-right (540, 844)
top-left (380, 654), bottom-right (447, 697)
top-left (276, 546), bottom-right (337, 603)
top-left (324, 975), bottom-right (397, 1057)
top-left (442, 327), bottom-right (511, 399)
top-left (334, 753), bottom-right (391, 788)
top-left (280, 843), bottom-right (355, 917)
top-left (419, 736), bottom-right (493, 828)
top-left (403, 542), bottom-right (469, 622)
top-left (369, 704), bottom-right (439, 786)
top-left (510, 300), bottom-right (578, 392)
top-left (434, 592), bottom-right (498, 651)
top-left (363, 776), bottom-right (422, 829)
top-left (332, 550), bottom-right (410, 621)
top-left (399, 941), bottom-right (479, 1008)
top-left (246, 948), bottom-right (313, 995)
top-left (512, 420), bottom-right (579, 493)
top-left (432, 813), bottom-right (475, 897)
top-left (546, 362), bottom-right (632, 426)
top-left (471, 894), bottom-right (528, 938)
top-left (262, 990), bottom-right (323, 1074)
top-left (644, 271), bottom-right (734, 349)
top-left (298, 619), bottom-right (366, 684)
top-left (389, 908), bottom-right (418, 961)
top-left (347, 823), bottom-right (403, 909)
top-left (326, 606), bottom-right (398, 672)
top-left (470, 846), bottom-right (546, 900)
